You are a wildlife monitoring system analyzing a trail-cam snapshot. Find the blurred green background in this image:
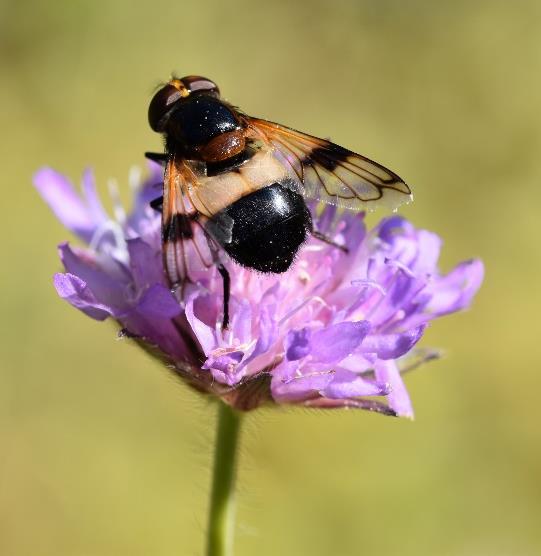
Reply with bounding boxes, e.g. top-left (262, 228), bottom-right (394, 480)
top-left (1, 0), bottom-right (540, 554)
